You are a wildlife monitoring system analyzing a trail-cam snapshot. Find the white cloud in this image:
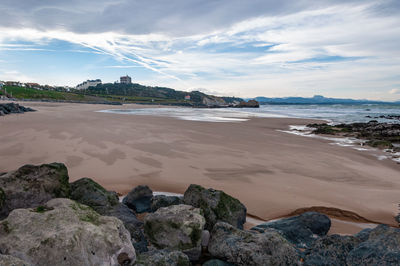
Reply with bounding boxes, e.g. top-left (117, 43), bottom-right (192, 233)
top-left (389, 89), bottom-right (400, 94)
